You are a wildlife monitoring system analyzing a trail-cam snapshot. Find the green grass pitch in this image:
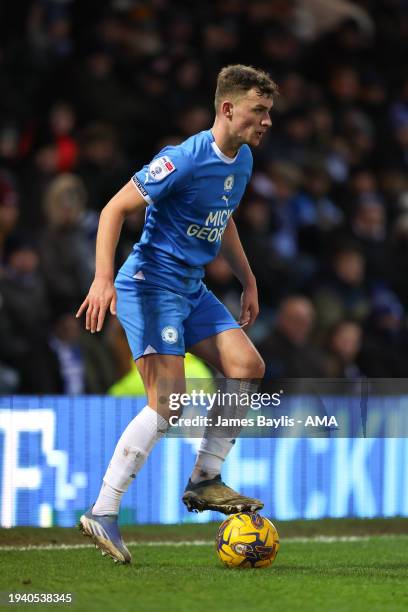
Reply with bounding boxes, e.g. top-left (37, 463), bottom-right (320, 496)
top-left (1, 519), bottom-right (408, 612)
